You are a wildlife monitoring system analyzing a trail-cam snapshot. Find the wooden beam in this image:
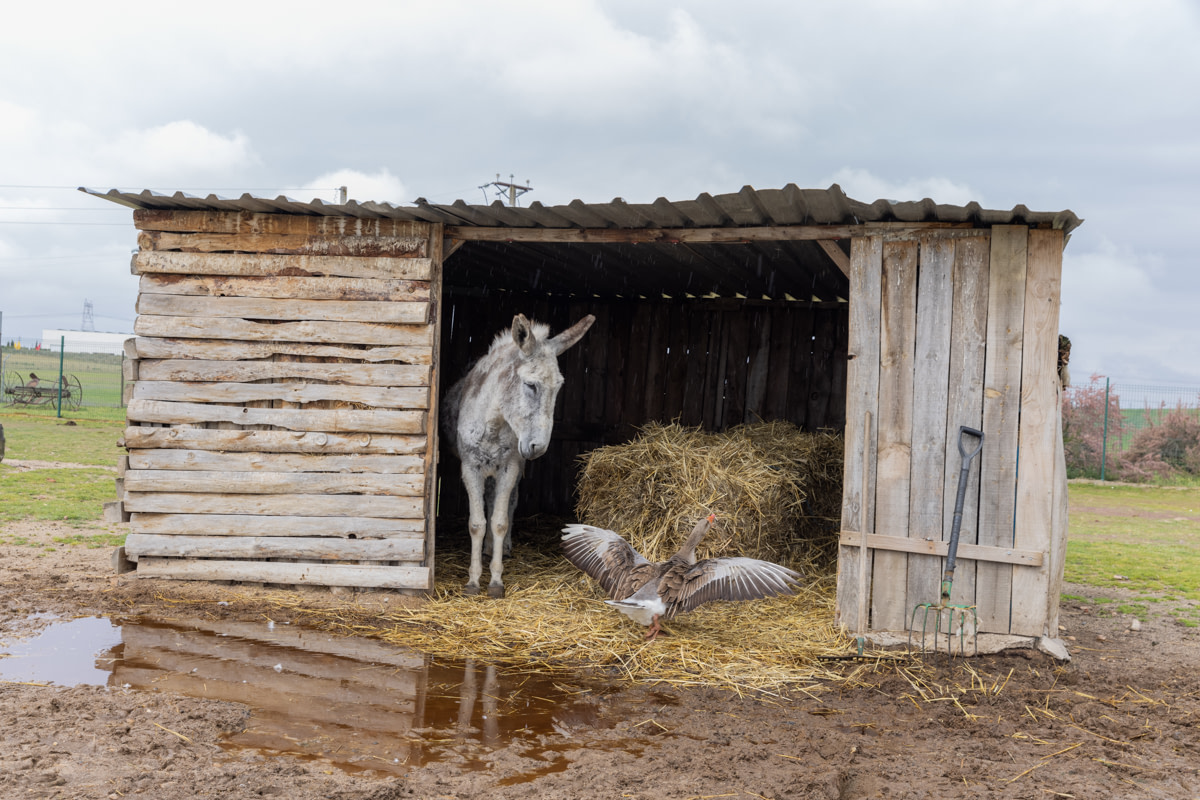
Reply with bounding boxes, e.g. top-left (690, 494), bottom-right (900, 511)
top-left (134, 251), bottom-right (433, 281)
top-left (138, 230), bottom-right (427, 258)
top-left (136, 293), bottom-right (429, 325)
top-left (124, 533), bottom-right (423, 562)
top-left (123, 469), bottom-right (424, 497)
top-left (127, 449), bottom-right (424, 474)
top-left (130, 512), bottom-right (424, 537)
top-left (132, 337), bottom-right (432, 365)
top-left (839, 531), bottom-right (1043, 567)
top-left (133, 315), bottom-right (435, 346)
top-left (138, 273), bottom-right (430, 303)
top-left (124, 492), bottom-right (423, 518)
top-left (817, 240), bottom-right (850, 277)
top-left (121, 427), bottom-right (426, 455)
top-left (134, 557), bottom-right (431, 590)
top-left (133, 209), bottom-right (431, 239)
top-left (126, 399), bottom-right (425, 434)
top-left (443, 222), bottom-right (982, 245)
top-left (132, 380), bottom-right (429, 409)
top-left (136, 359), bottom-right (429, 385)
